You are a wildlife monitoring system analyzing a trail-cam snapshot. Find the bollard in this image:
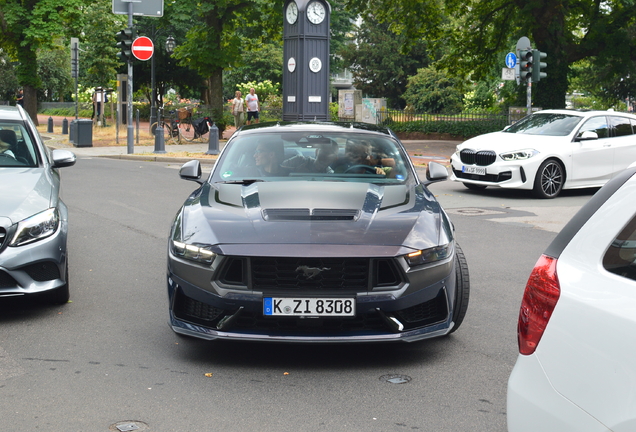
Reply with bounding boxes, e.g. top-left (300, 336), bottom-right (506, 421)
top-left (206, 122), bottom-right (220, 155)
top-left (62, 118), bottom-right (69, 134)
top-left (47, 116), bottom-right (54, 133)
top-left (154, 123), bottom-right (166, 154)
